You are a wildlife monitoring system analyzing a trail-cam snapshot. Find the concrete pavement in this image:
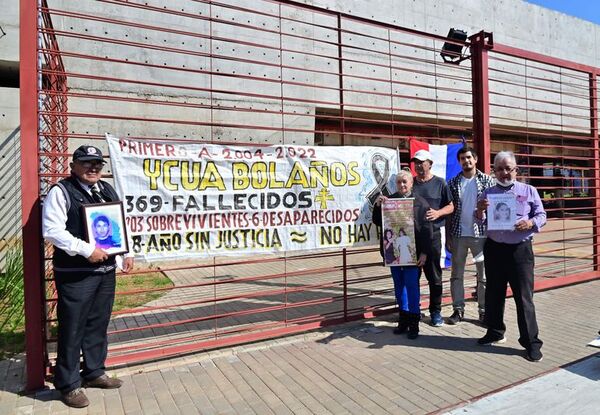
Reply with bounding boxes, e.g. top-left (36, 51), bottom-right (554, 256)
top-left (444, 353), bottom-right (600, 415)
top-left (2, 279), bottom-right (599, 414)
